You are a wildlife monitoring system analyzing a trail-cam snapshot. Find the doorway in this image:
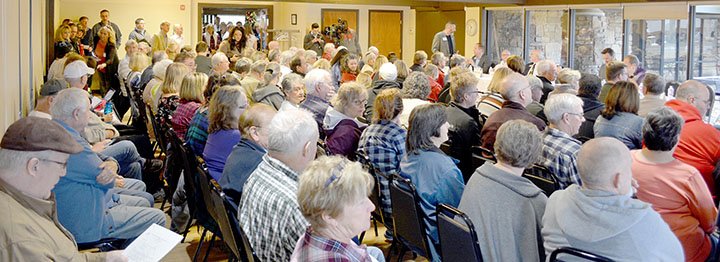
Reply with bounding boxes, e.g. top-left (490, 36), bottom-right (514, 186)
top-left (198, 4), bottom-right (273, 50)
